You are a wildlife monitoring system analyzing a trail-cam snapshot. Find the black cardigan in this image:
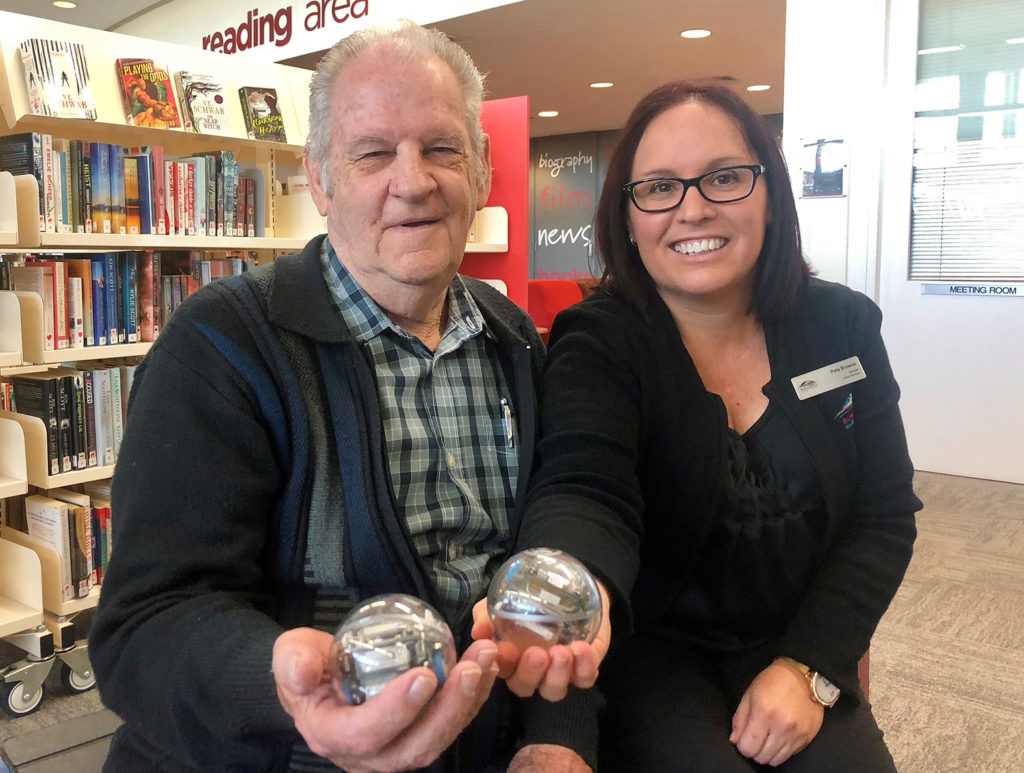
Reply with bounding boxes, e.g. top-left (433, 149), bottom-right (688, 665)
top-left (517, 278), bottom-right (921, 698)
